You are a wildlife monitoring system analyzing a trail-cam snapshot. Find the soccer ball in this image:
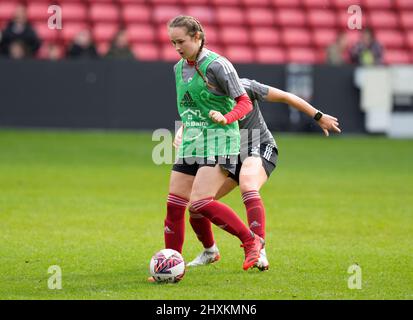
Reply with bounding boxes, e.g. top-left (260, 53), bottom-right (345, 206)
top-left (149, 249), bottom-right (185, 283)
